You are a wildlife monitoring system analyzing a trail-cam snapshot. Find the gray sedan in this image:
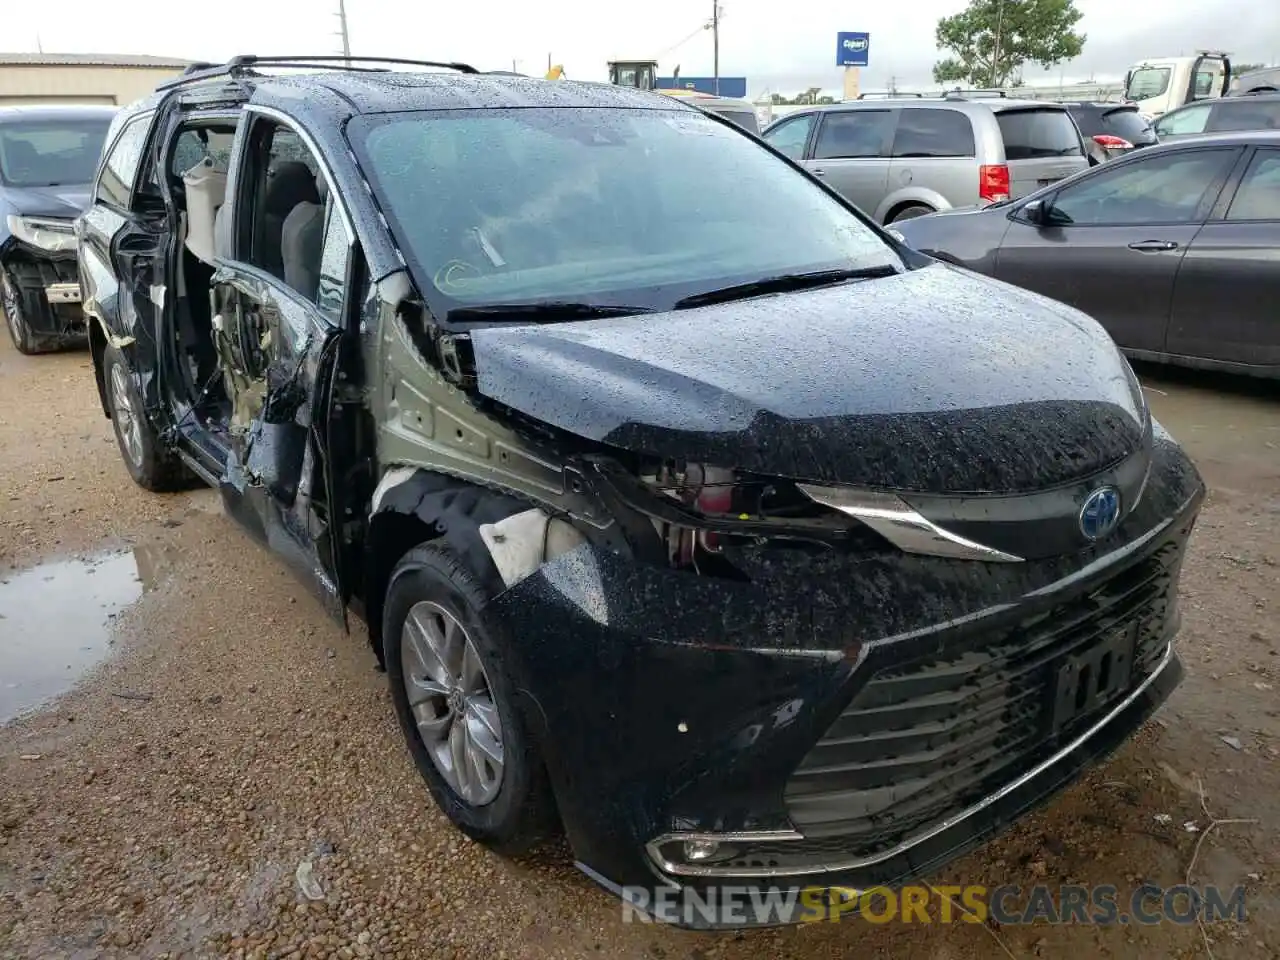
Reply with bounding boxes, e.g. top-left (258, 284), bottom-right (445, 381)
top-left (892, 131), bottom-right (1280, 378)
